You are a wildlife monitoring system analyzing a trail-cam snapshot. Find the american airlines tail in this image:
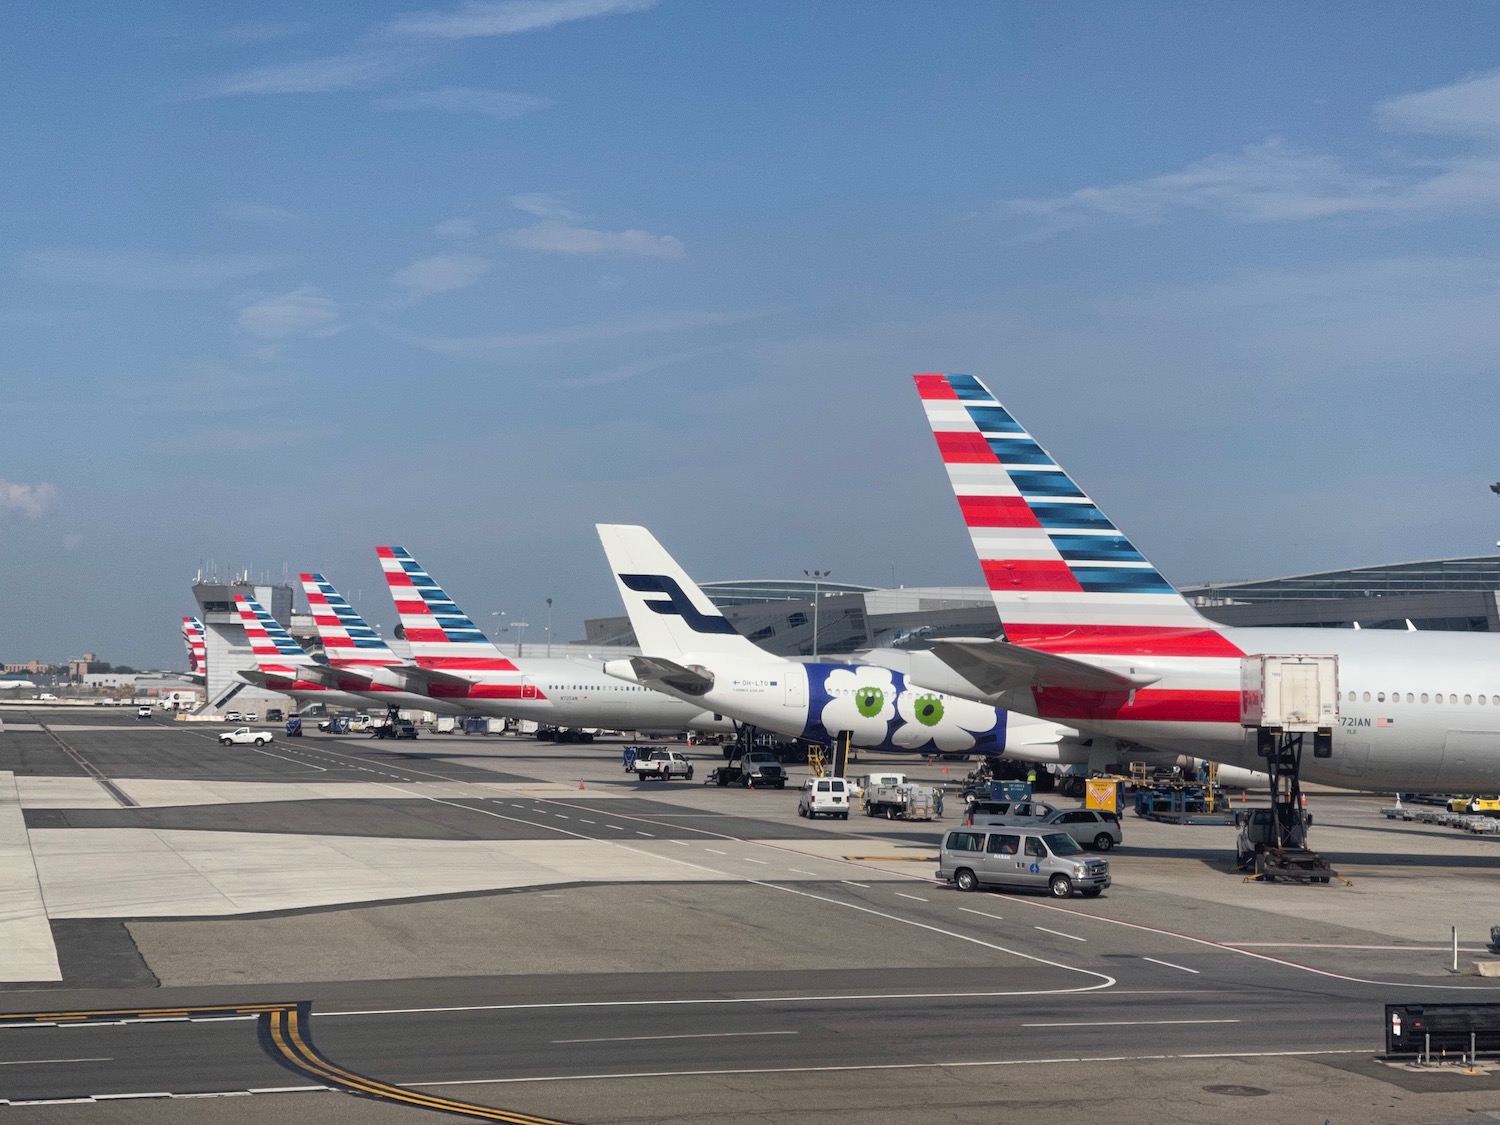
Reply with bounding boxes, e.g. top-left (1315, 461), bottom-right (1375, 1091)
top-left (234, 596), bottom-right (318, 678)
top-left (597, 524), bottom-right (766, 662)
top-left (375, 547), bottom-right (517, 672)
top-left (301, 573), bottom-right (402, 667)
top-left (181, 616), bottom-right (207, 678)
top-left (914, 372), bottom-right (1241, 661)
